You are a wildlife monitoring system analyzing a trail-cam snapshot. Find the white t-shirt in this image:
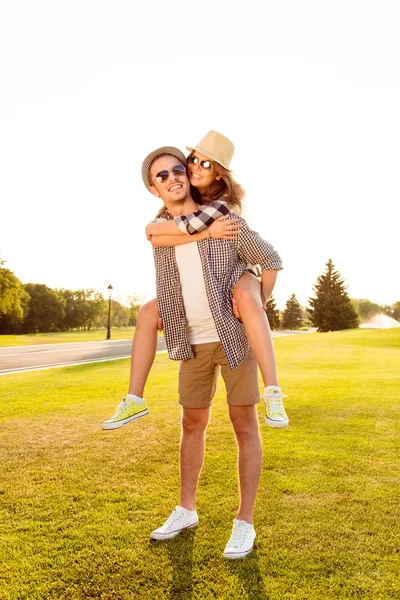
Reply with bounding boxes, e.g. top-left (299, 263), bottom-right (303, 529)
top-left (175, 242), bottom-right (220, 345)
